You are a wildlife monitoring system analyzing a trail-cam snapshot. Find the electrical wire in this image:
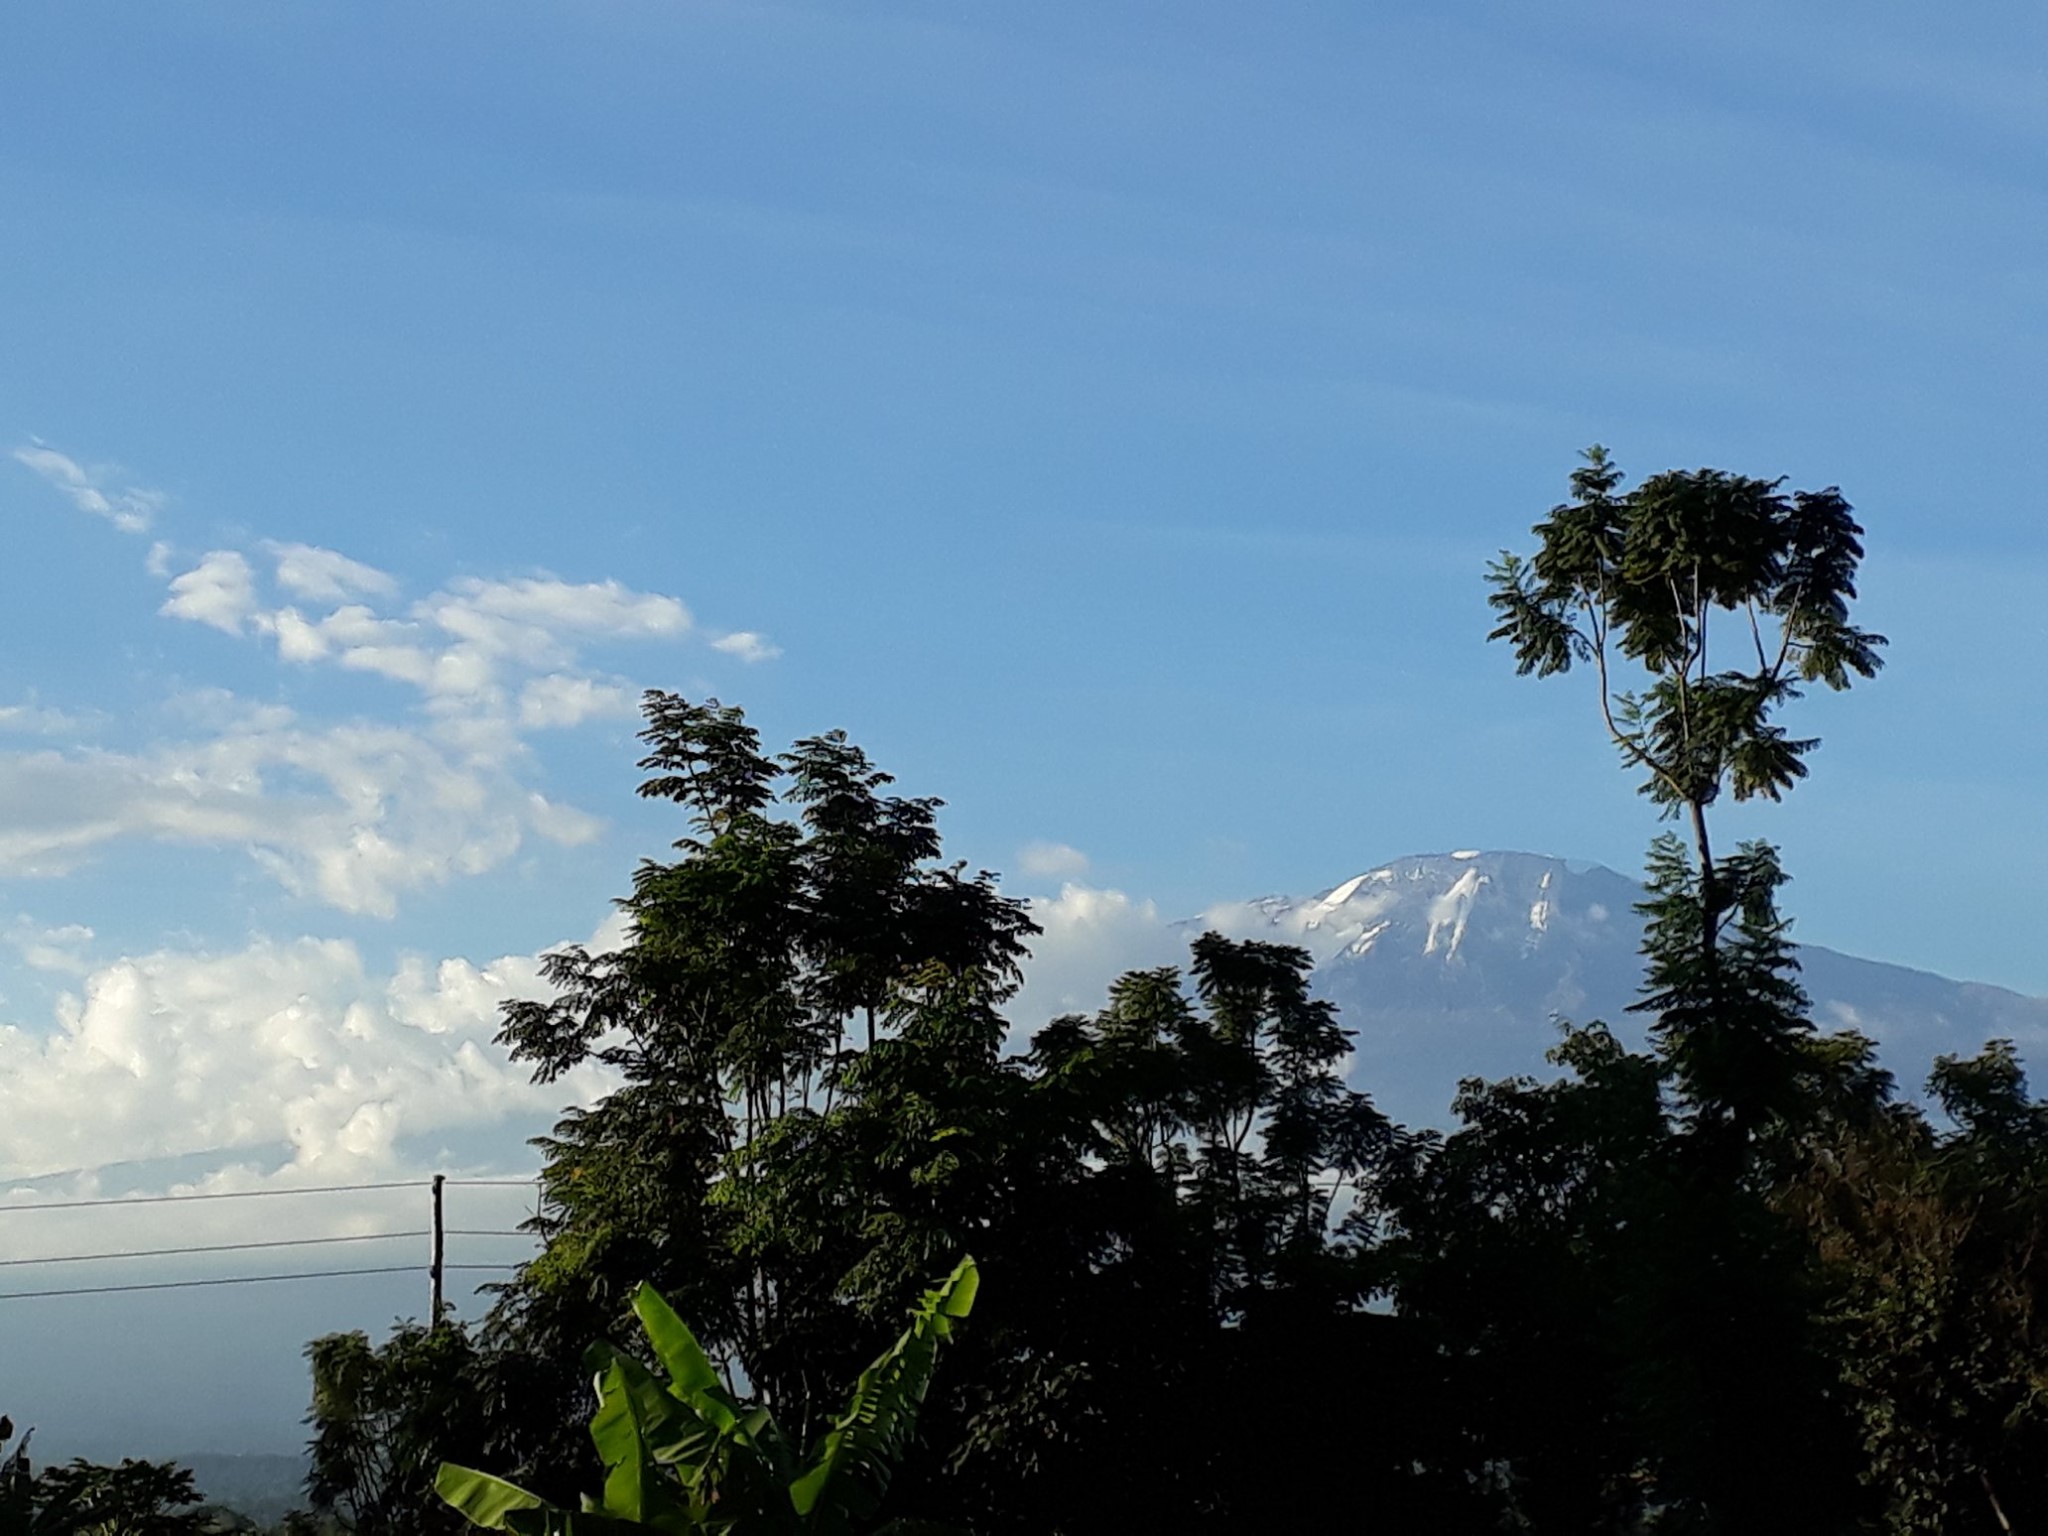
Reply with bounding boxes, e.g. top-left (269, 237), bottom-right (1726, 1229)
top-left (0, 1266), bottom-right (422, 1301)
top-left (0, 1177), bottom-right (540, 1216)
top-left (0, 1177), bottom-right (540, 1299)
top-left (0, 1230), bottom-right (432, 1269)
top-left (0, 1181), bottom-right (421, 1214)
